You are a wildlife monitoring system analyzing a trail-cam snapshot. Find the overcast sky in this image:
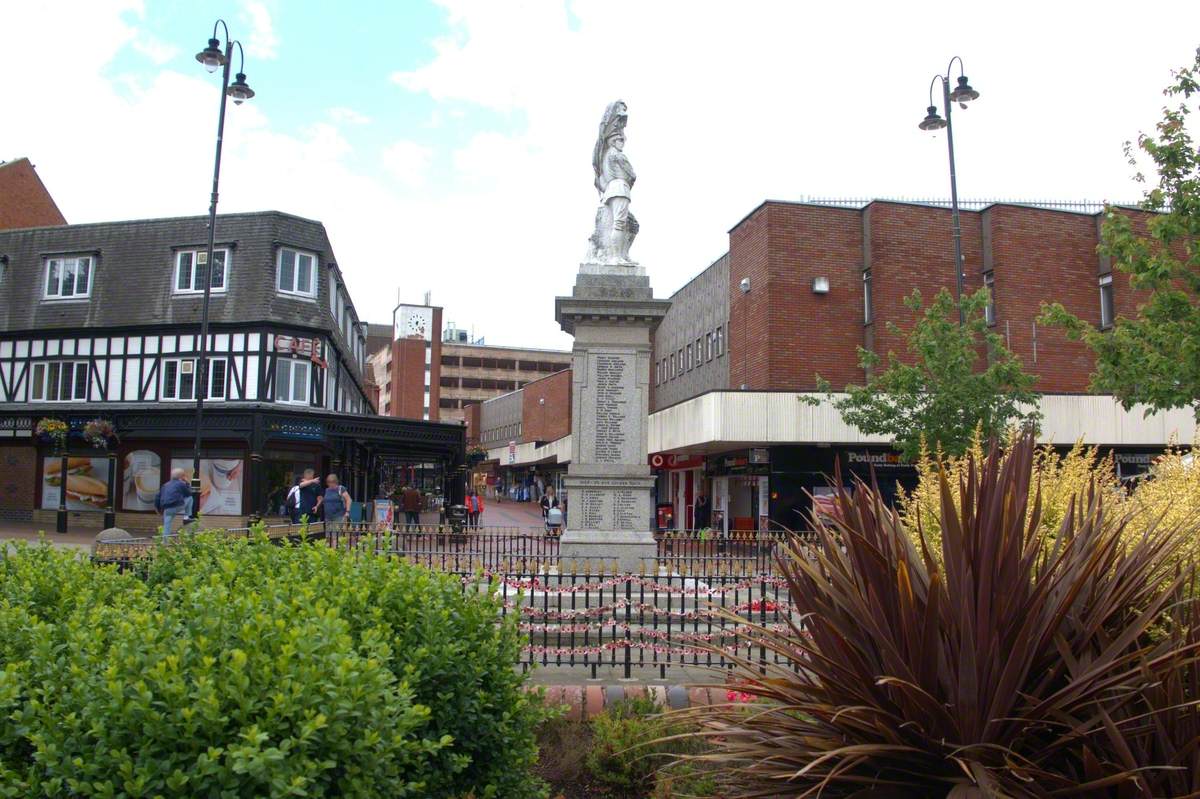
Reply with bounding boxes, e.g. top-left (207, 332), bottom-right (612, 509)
top-left (5, 1), bottom-right (1198, 349)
